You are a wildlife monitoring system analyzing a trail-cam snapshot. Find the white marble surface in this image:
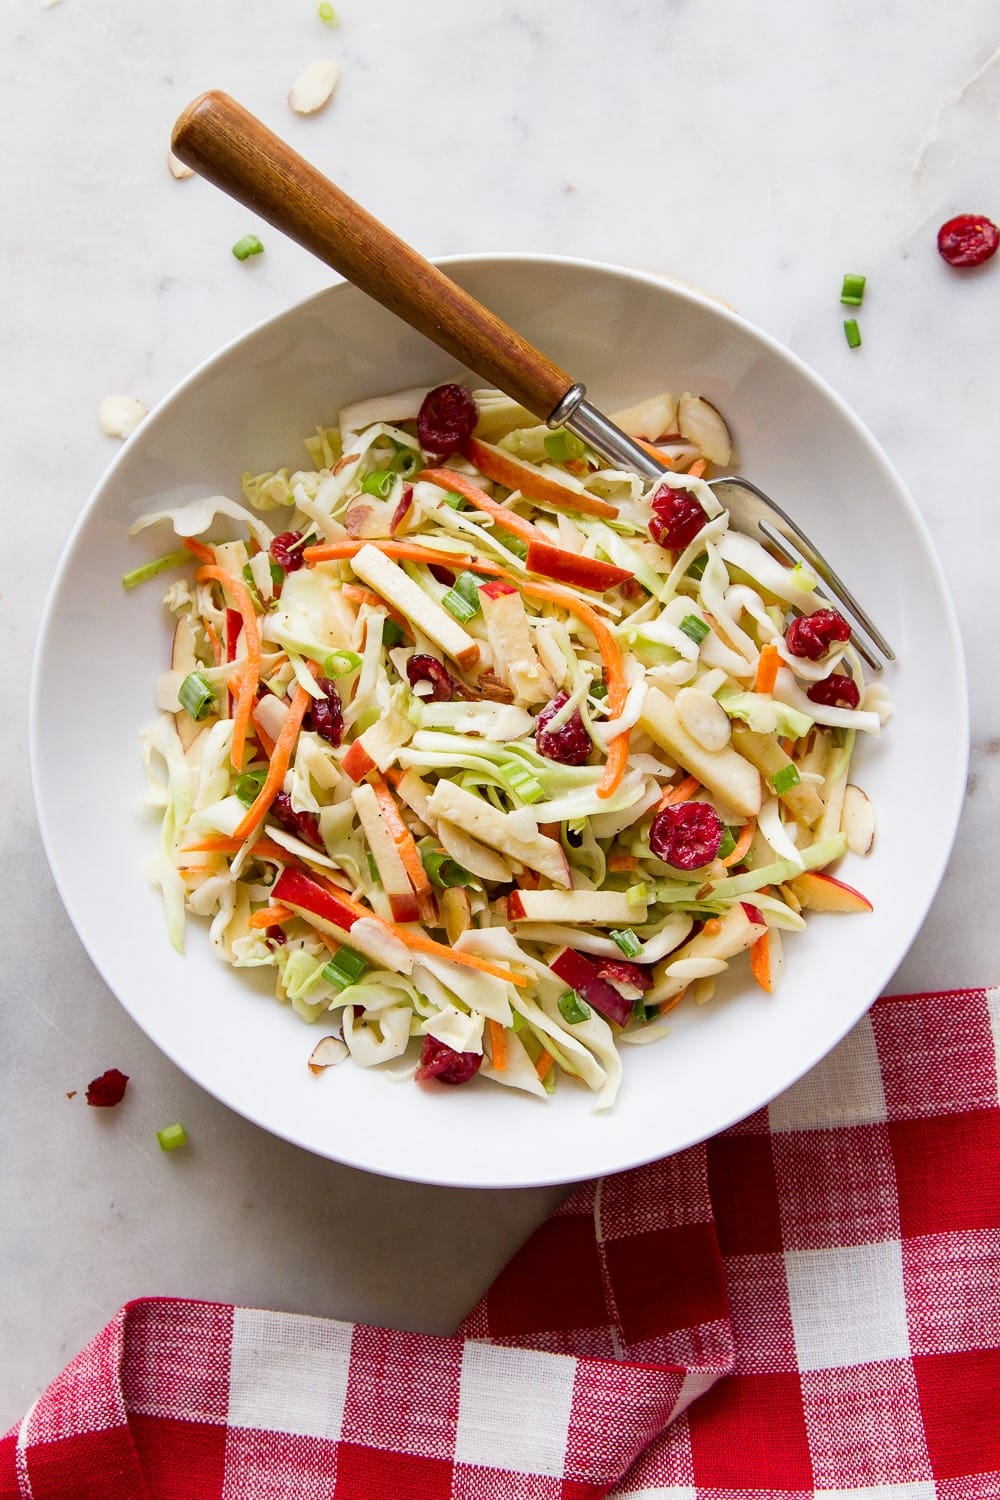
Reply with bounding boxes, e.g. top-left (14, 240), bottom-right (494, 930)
top-left (3, 0), bottom-right (998, 1424)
